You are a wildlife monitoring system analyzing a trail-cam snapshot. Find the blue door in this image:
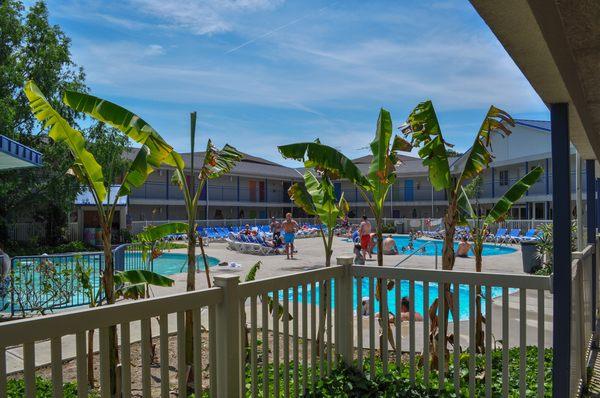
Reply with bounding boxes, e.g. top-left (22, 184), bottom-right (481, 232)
top-left (404, 180), bottom-right (414, 201)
